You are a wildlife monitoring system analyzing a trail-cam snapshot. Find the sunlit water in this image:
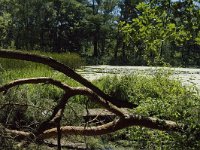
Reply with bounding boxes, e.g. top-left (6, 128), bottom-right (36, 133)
top-left (77, 65), bottom-right (200, 90)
